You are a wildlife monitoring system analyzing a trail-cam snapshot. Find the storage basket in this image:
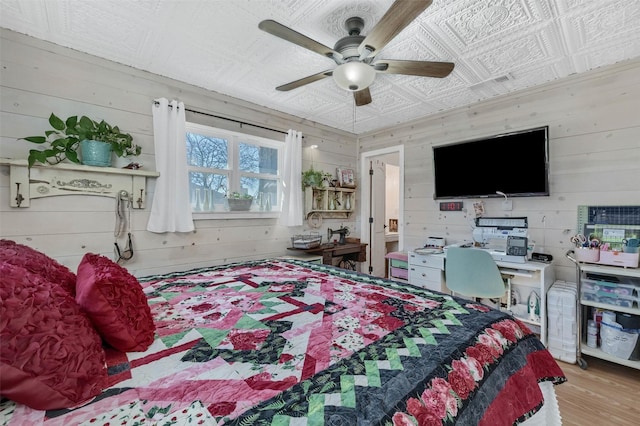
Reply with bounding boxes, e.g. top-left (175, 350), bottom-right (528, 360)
top-left (291, 234), bottom-right (322, 249)
top-left (600, 320), bottom-right (640, 360)
top-left (574, 247), bottom-right (600, 263)
top-left (390, 267), bottom-right (409, 280)
top-left (598, 251), bottom-right (639, 268)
